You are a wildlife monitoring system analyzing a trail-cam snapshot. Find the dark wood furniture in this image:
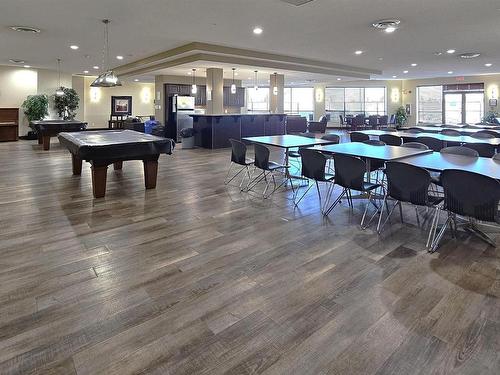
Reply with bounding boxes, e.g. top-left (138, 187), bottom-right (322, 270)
top-left (398, 152), bottom-right (500, 180)
top-left (58, 130), bottom-right (174, 198)
top-left (30, 120), bottom-right (87, 150)
top-left (0, 108), bottom-right (19, 142)
top-left (192, 114), bottom-right (286, 149)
